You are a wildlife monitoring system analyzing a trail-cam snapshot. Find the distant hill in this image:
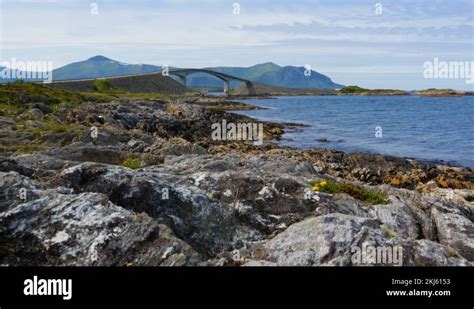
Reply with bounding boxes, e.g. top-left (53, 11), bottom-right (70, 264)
top-left (233, 82), bottom-right (337, 96)
top-left (187, 62), bottom-right (344, 90)
top-left (52, 55), bottom-right (161, 80)
top-left (47, 73), bottom-right (186, 94)
top-left (1, 56), bottom-right (343, 90)
top-left (0, 56), bottom-right (162, 83)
